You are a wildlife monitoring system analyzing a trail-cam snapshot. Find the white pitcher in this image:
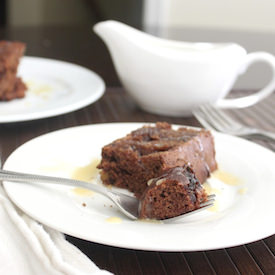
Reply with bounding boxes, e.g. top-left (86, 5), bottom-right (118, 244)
top-left (94, 20), bottom-right (275, 117)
